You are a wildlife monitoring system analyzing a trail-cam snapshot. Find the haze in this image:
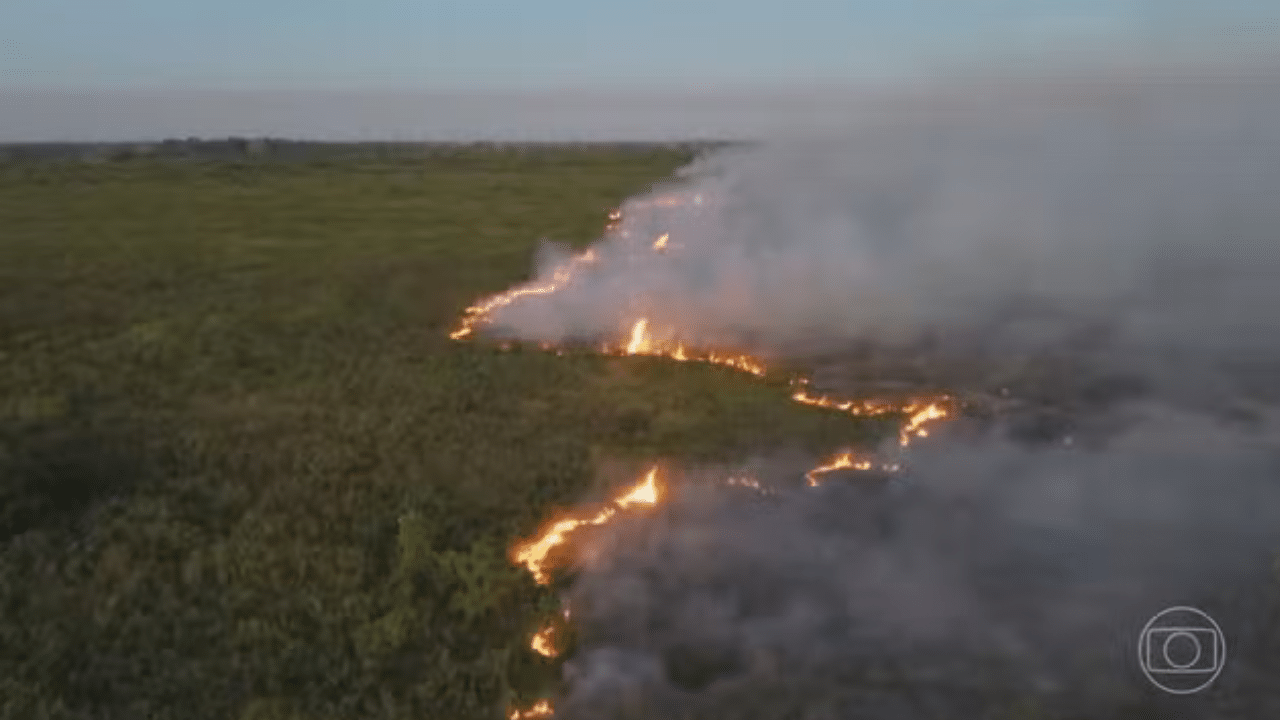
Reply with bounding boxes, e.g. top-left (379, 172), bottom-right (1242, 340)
top-left (1, 0), bottom-right (1277, 141)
